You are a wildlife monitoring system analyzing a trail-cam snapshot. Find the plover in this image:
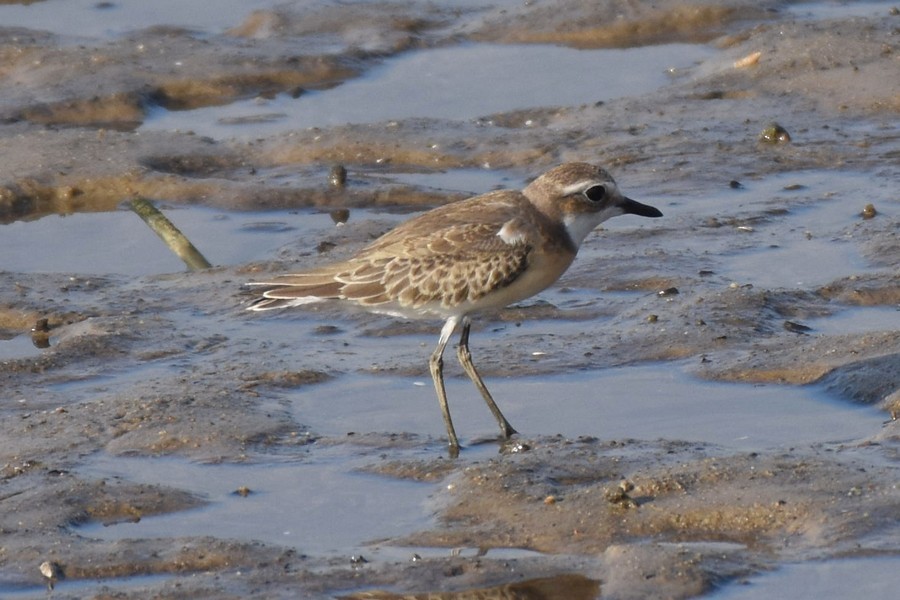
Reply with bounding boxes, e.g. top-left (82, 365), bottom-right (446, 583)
top-left (248, 162), bottom-right (662, 457)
